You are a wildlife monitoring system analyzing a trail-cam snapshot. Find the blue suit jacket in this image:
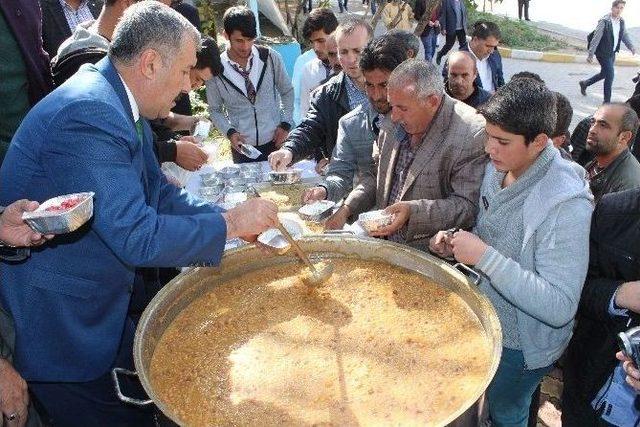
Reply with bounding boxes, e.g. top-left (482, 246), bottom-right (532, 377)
top-left (0, 58), bottom-right (227, 382)
top-left (442, 45), bottom-right (505, 91)
top-left (438, 0), bottom-right (468, 35)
